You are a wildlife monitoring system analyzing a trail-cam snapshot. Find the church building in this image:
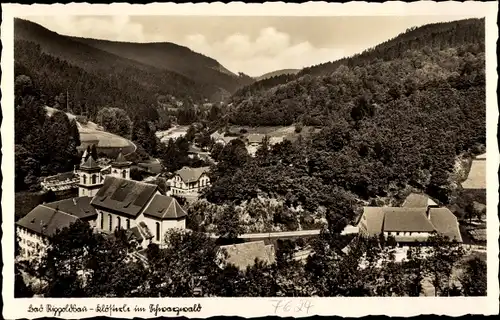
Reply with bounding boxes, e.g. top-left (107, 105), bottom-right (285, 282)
top-left (16, 151), bottom-right (187, 259)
